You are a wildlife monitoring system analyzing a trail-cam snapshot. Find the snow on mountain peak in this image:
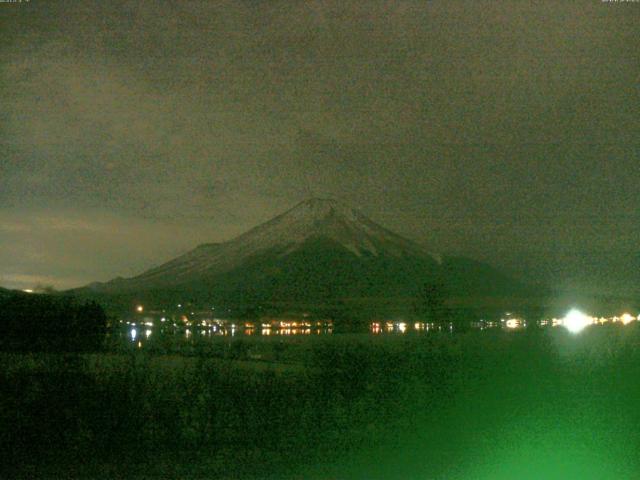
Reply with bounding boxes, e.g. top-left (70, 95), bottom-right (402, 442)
top-left (275, 197), bottom-right (363, 226)
top-left (233, 198), bottom-right (399, 252)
